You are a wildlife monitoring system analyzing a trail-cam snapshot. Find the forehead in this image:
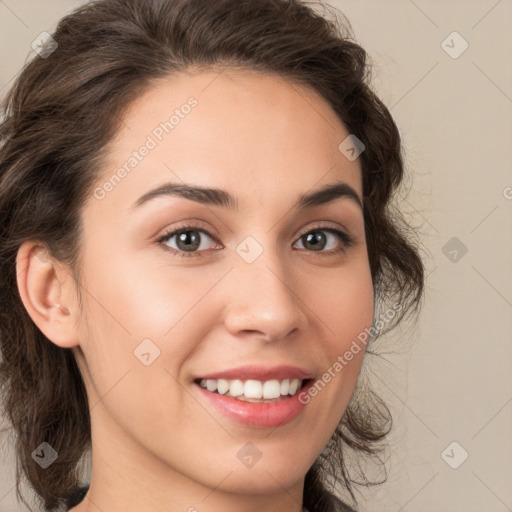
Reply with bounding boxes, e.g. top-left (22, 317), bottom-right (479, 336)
top-left (89, 68), bottom-right (362, 217)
